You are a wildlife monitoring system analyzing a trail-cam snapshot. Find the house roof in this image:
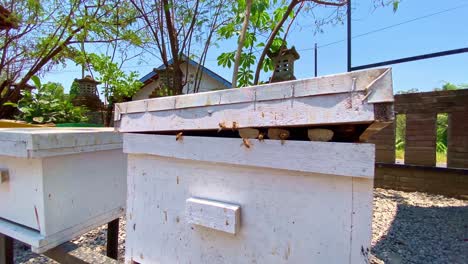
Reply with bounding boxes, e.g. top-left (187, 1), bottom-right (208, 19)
top-left (140, 57), bottom-right (231, 88)
top-left (75, 75), bottom-right (101, 85)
